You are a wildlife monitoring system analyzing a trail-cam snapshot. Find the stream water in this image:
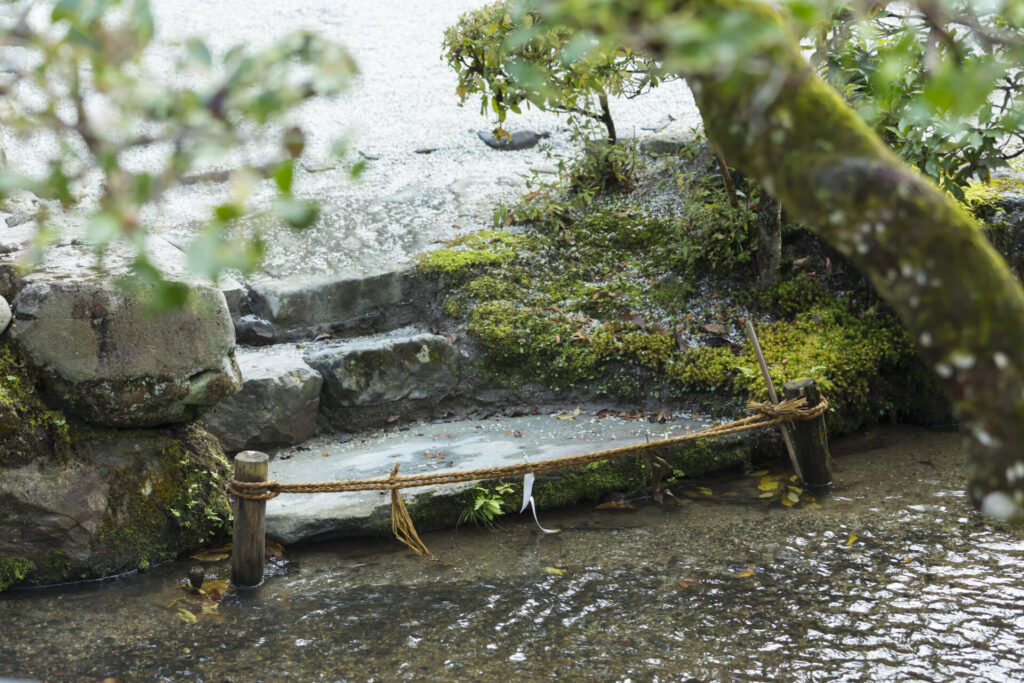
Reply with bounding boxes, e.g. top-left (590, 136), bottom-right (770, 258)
top-left (2, 425), bottom-right (1022, 681)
